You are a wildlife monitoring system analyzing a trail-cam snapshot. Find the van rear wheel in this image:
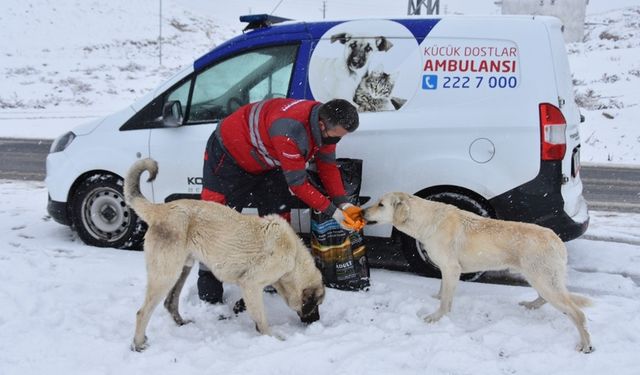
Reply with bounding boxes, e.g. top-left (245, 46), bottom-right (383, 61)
top-left (399, 191), bottom-right (492, 280)
top-left (70, 174), bottom-right (146, 249)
